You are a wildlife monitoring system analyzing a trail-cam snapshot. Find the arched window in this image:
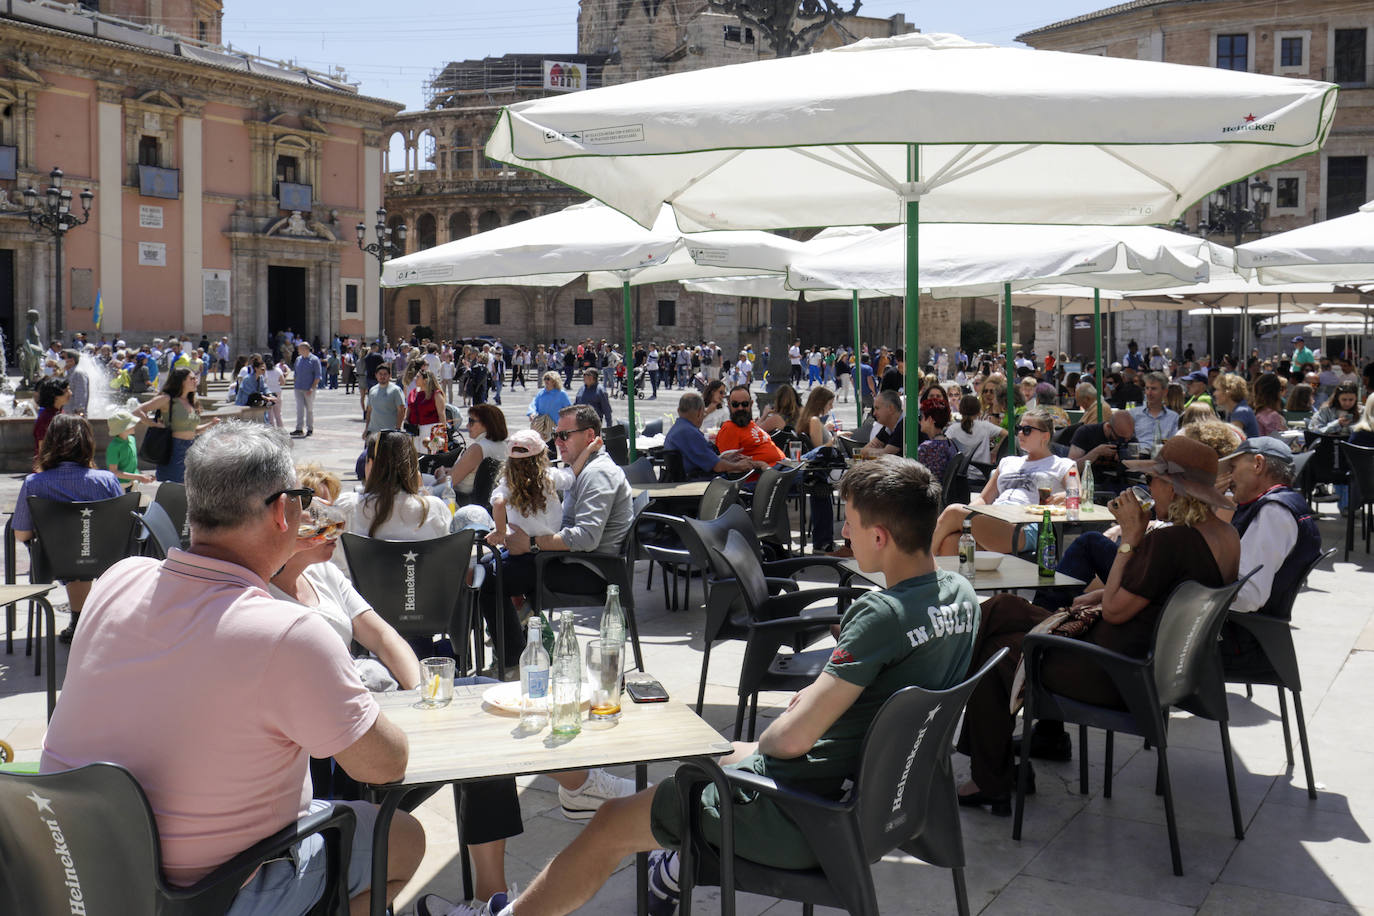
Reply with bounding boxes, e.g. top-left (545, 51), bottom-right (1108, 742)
top-left (416, 213), bottom-right (437, 250)
top-left (478, 210), bottom-right (501, 233)
top-left (510, 209), bottom-right (532, 223)
top-left (448, 212), bottom-right (470, 241)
